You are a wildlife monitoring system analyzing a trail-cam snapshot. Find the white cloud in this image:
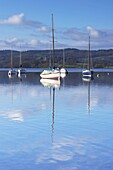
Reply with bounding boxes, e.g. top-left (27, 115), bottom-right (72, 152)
top-left (37, 26), bottom-right (50, 33)
top-left (0, 27), bottom-right (113, 50)
top-left (0, 37), bottom-right (52, 50)
top-left (29, 39), bottom-right (38, 46)
top-left (1, 13), bottom-right (113, 50)
top-left (0, 13), bottom-right (24, 25)
top-left (0, 13), bottom-right (47, 30)
top-left (86, 26), bottom-right (99, 37)
top-left (6, 38), bottom-right (18, 43)
top-left (58, 26), bottom-right (113, 49)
